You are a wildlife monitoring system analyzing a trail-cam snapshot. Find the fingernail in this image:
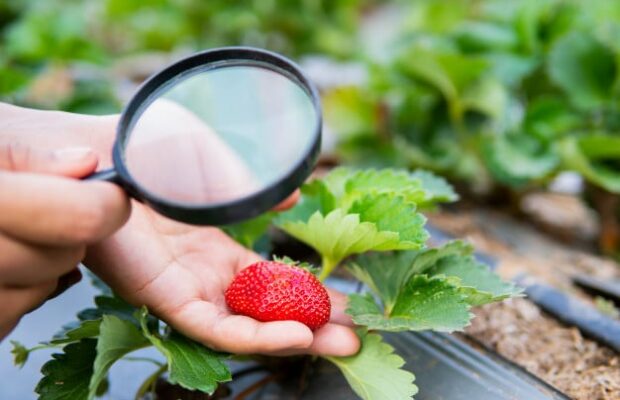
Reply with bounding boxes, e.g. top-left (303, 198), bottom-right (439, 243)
top-left (53, 147), bottom-right (93, 161)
